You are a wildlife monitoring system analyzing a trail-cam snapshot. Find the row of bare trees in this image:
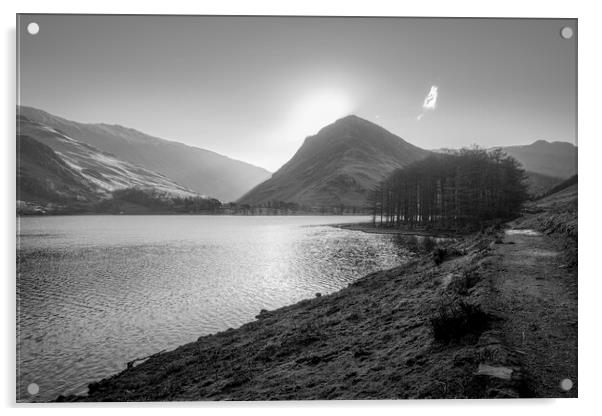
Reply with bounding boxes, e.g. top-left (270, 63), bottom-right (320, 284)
top-left (370, 148), bottom-right (528, 230)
